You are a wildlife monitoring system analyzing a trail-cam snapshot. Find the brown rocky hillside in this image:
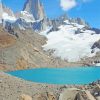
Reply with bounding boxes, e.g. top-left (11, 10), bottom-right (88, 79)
top-left (0, 26), bottom-right (81, 71)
